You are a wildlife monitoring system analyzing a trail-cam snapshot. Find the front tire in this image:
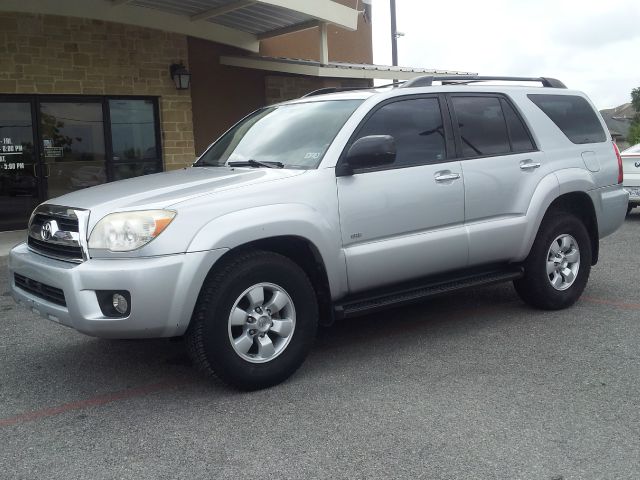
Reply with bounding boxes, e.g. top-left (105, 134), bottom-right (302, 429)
top-left (186, 250), bottom-right (318, 390)
top-left (514, 213), bottom-right (591, 310)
